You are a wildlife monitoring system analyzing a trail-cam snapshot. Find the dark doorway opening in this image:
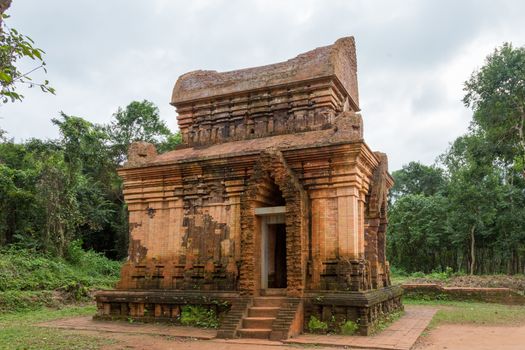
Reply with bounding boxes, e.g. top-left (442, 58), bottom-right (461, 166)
top-left (268, 223), bottom-right (287, 288)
